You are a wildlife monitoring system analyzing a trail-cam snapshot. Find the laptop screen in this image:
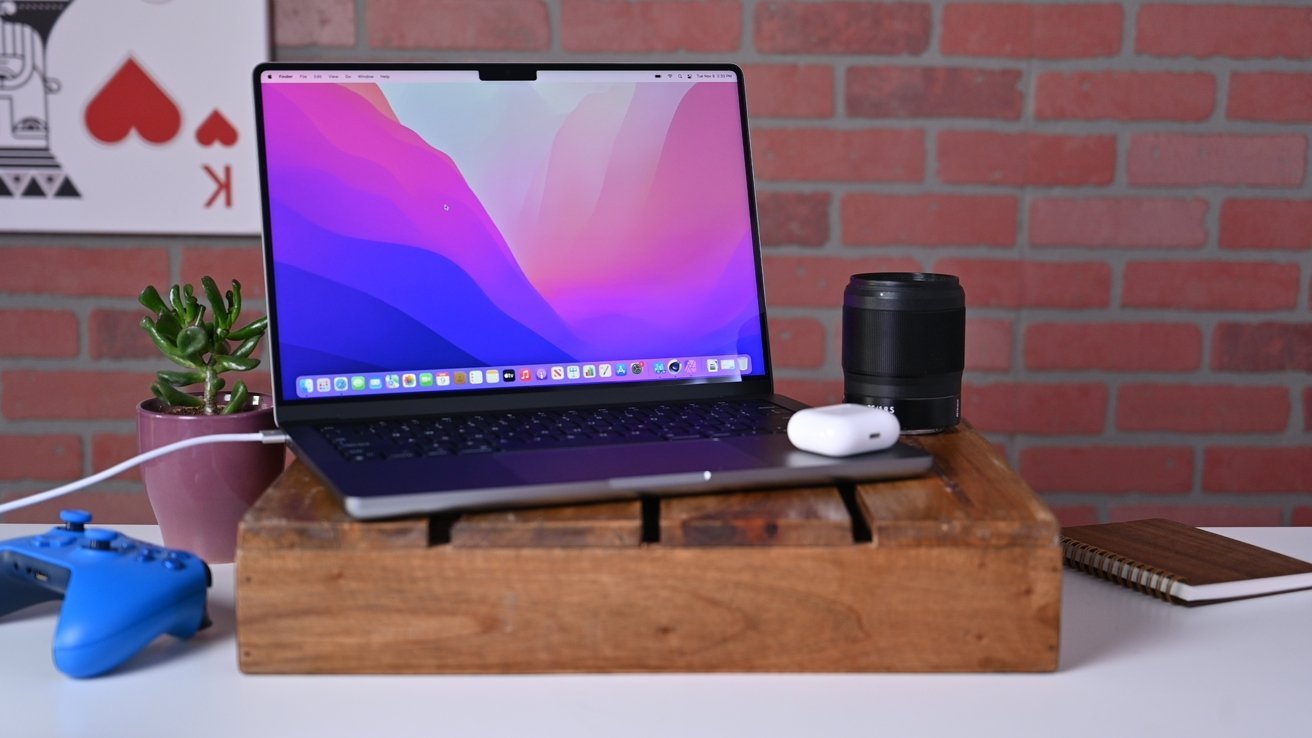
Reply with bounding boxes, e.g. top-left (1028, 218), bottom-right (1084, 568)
top-left (256, 66), bottom-right (768, 404)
